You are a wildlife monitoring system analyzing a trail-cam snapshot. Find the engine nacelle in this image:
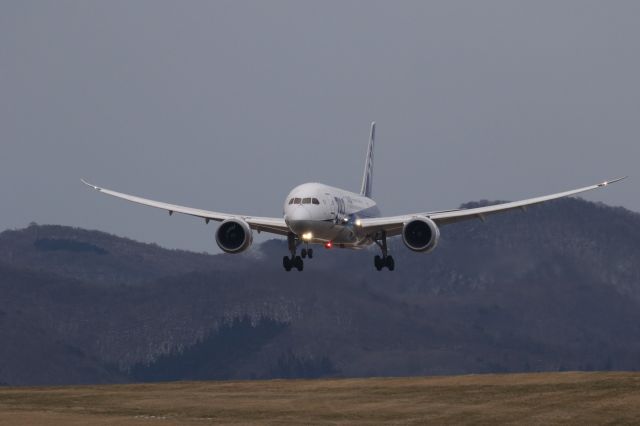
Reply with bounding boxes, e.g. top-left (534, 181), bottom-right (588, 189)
top-left (402, 217), bottom-right (440, 253)
top-left (215, 218), bottom-right (253, 253)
